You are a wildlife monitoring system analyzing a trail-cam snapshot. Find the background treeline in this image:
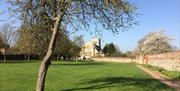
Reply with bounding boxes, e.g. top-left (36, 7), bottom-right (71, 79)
top-left (102, 30), bottom-right (176, 58)
top-left (102, 43), bottom-right (135, 58)
top-left (0, 22), bottom-right (84, 61)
